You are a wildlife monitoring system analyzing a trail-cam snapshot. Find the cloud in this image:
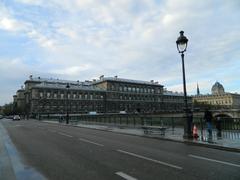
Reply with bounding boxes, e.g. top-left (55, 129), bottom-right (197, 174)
top-left (50, 65), bottom-right (92, 76)
top-left (0, 0), bottom-right (240, 105)
top-left (27, 29), bottom-right (56, 49)
top-left (0, 3), bottom-right (27, 32)
top-left (0, 17), bottom-right (23, 31)
top-left (15, 0), bottom-right (44, 5)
